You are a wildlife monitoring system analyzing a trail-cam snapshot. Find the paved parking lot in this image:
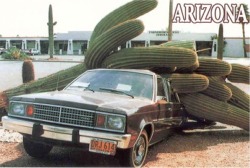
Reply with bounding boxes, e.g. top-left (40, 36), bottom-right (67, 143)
top-left (0, 61), bottom-right (79, 91)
